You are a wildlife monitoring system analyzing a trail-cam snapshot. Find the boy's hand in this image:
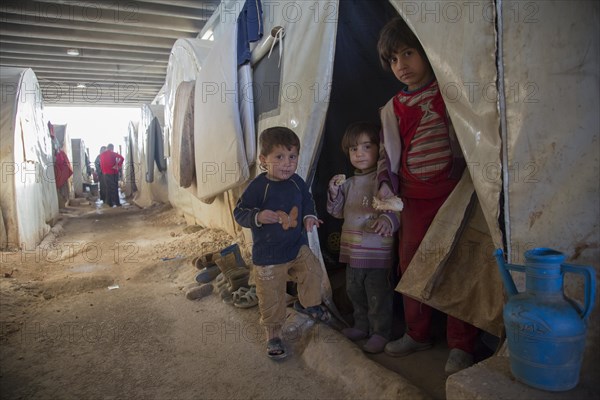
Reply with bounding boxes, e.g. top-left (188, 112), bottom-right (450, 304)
top-left (377, 182), bottom-right (394, 200)
top-left (328, 174), bottom-right (346, 198)
top-left (257, 210), bottom-right (280, 225)
top-left (304, 216), bottom-right (323, 232)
